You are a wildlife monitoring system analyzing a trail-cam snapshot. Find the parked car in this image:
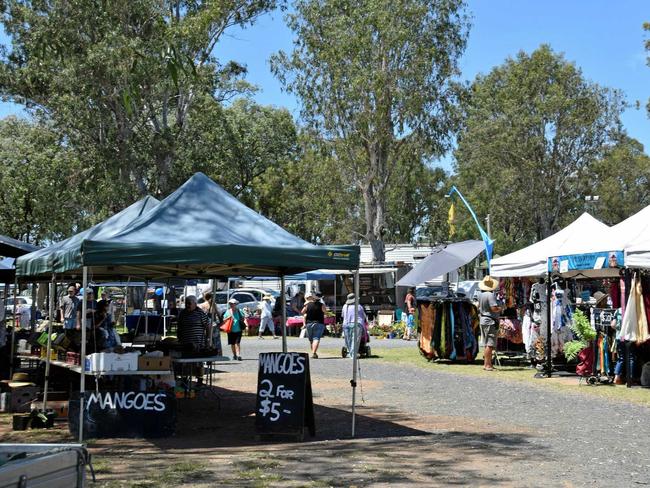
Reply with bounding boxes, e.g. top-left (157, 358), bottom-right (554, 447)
top-left (415, 286), bottom-right (452, 300)
top-left (454, 280), bottom-right (481, 302)
top-left (213, 290), bottom-right (259, 315)
top-left (5, 296), bottom-right (33, 314)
